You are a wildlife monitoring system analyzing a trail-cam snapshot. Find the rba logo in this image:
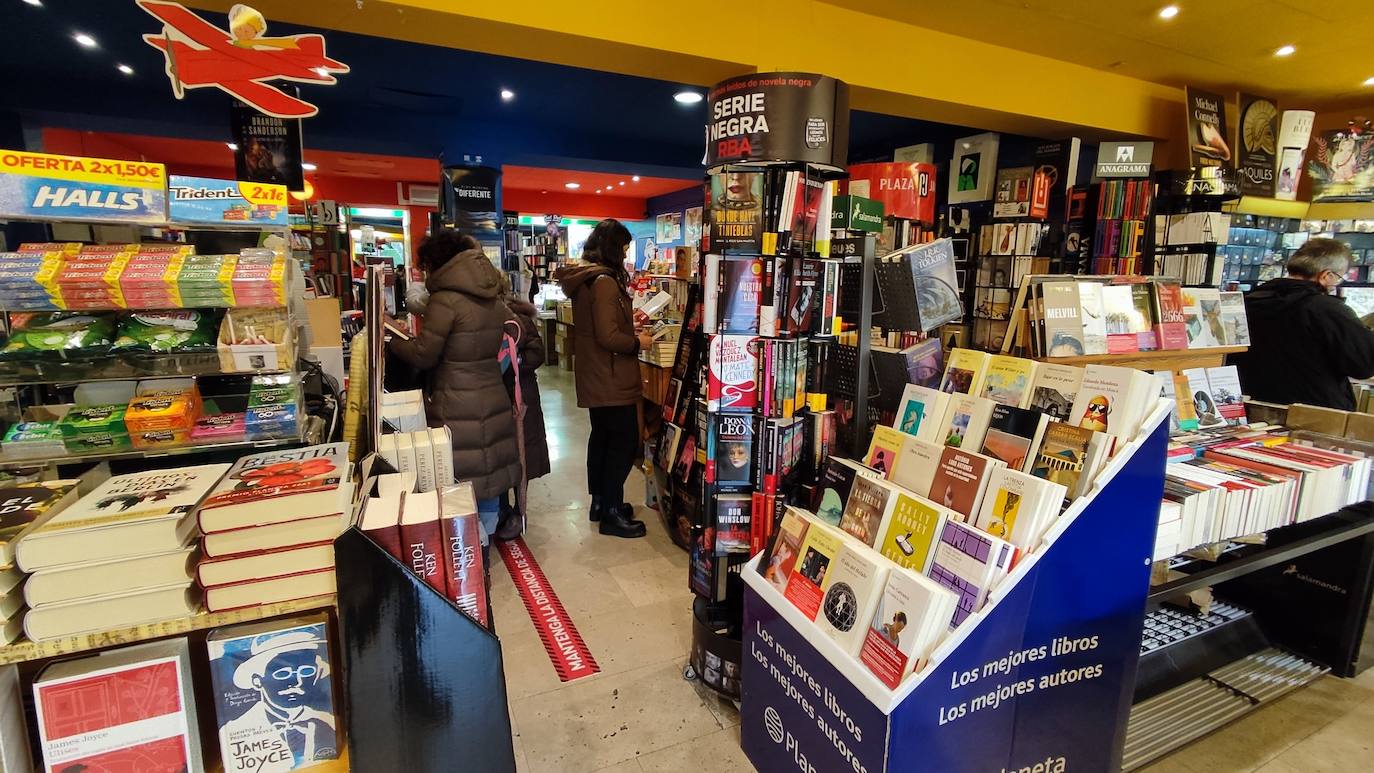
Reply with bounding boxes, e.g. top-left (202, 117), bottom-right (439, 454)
top-left (1116, 145), bottom-right (1135, 162)
top-left (764, 706), bottom-right (785, 744)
